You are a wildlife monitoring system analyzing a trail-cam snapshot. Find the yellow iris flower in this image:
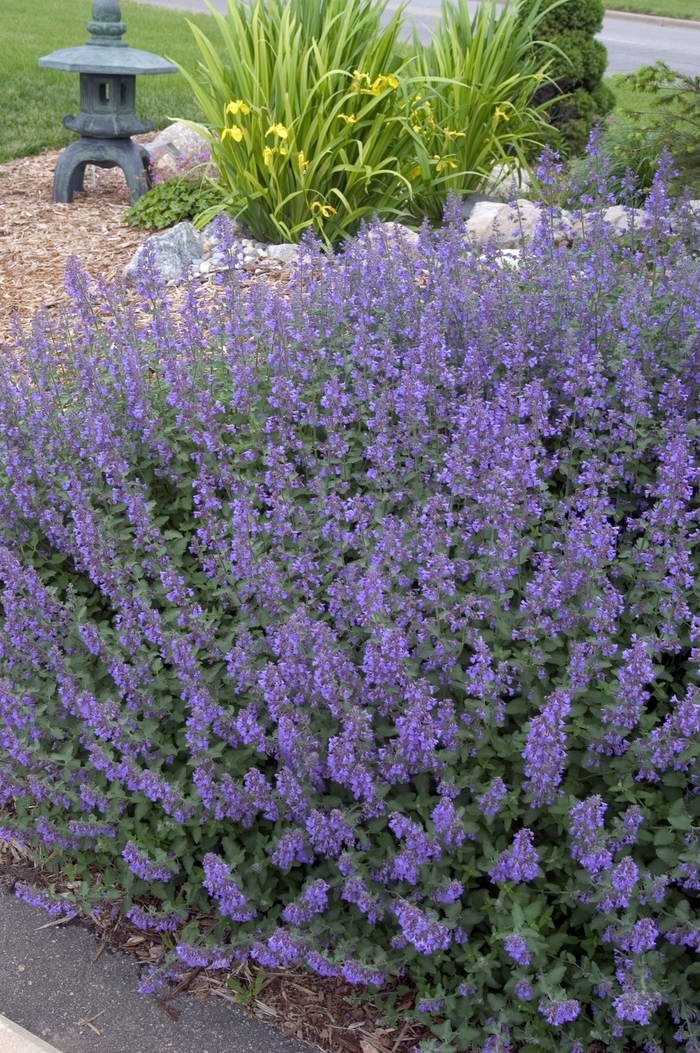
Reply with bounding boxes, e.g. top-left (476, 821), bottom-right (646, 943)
top-left (226, 99), bottom-right (250, 116)
top-left (221, 126), bottom-right (243, 143)
top-left (266, 123), bottom-right (289, 140)
top-left (494, 107), bottom-right (510, 123)
top-left (262, 146), bottom-right (275, 167)
top-left (351, 71), bottom-right (398, 96)
top-left (298, 151), bottom-right (309, 174)
top-left (433, 155), bottom-right (457, 173)
top-left (310, 201), bottom-right (337, 218)
top-left (337, 113), bottom-right (357, 126)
